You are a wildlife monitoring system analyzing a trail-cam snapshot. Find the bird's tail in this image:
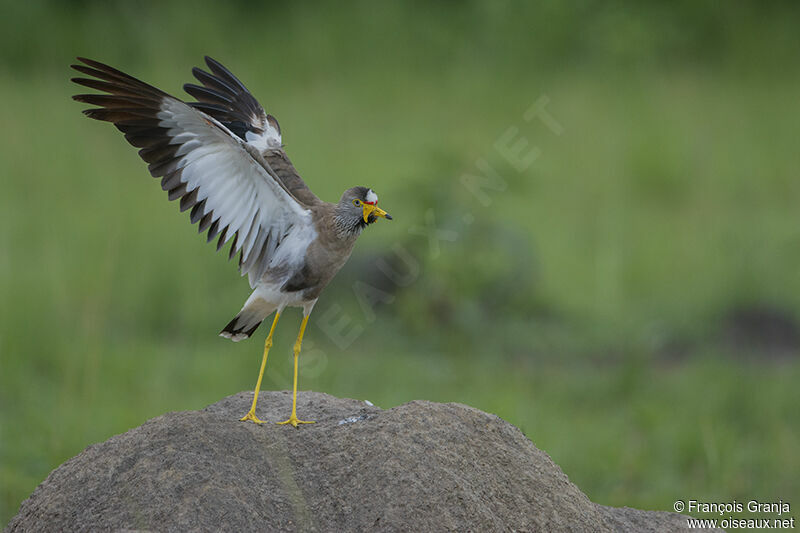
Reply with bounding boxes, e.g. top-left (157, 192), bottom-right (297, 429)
top-left (219, 297), bottom-right (274, 342)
